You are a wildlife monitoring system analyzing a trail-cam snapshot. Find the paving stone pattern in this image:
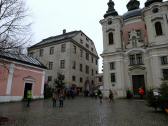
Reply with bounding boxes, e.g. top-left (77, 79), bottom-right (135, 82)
top-left (0, 97), bottom-right (168, 126)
